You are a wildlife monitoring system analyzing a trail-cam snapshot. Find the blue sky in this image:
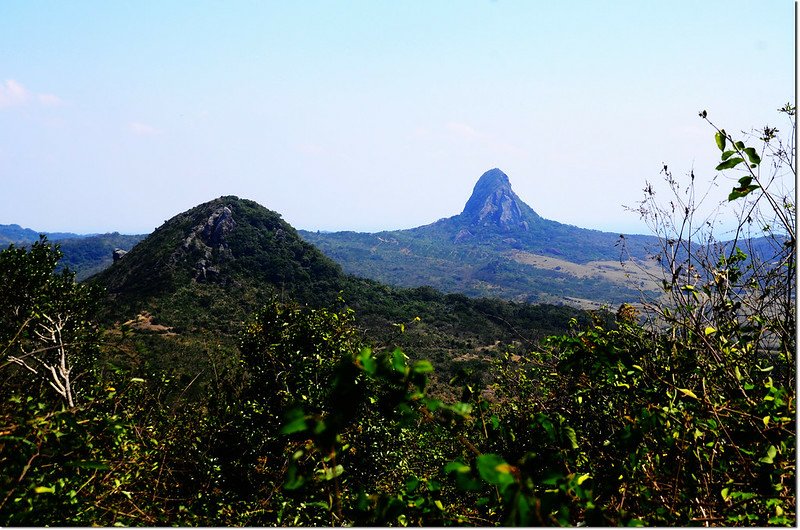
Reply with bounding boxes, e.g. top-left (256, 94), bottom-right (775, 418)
top-left (0, 1), bottom-right (794, 235)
